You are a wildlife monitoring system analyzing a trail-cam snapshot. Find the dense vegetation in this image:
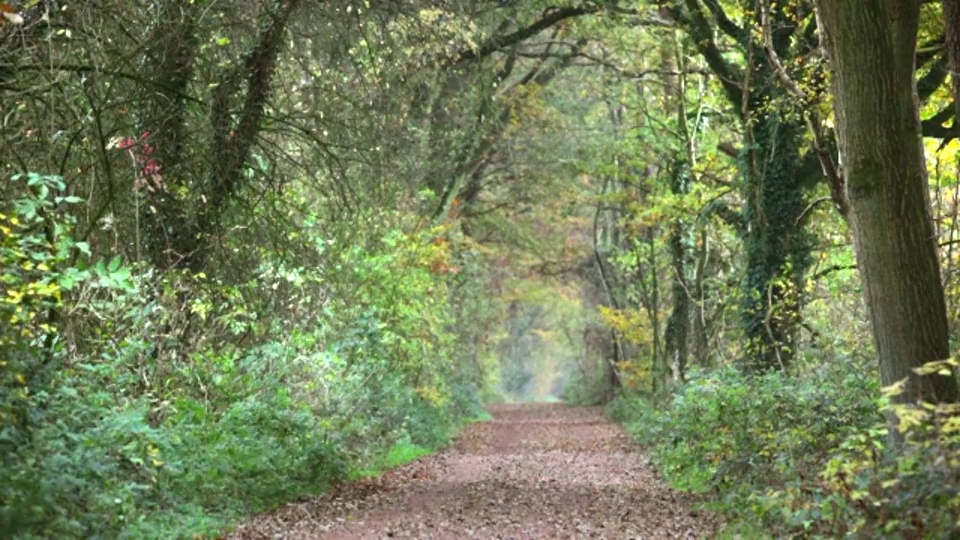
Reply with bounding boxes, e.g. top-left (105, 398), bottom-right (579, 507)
top-left (1, 0), bottom-right (959, 538)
